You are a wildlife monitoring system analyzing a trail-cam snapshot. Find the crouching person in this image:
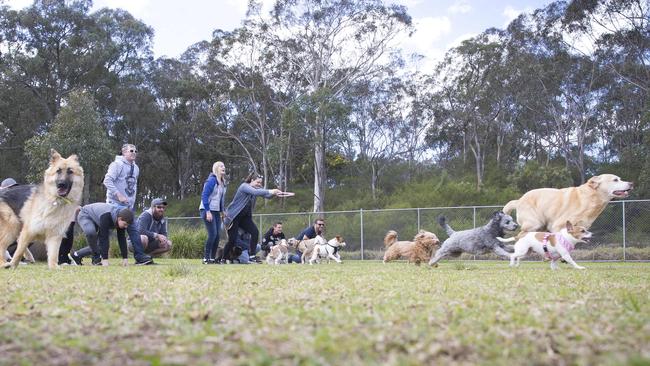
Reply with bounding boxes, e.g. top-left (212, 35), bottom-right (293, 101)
top-left (235, 229), bottom-right (261, 264)
top-left (69, 203), bottom-right (133, 266)
top-left (130, 198), bottom-right (172, 257)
